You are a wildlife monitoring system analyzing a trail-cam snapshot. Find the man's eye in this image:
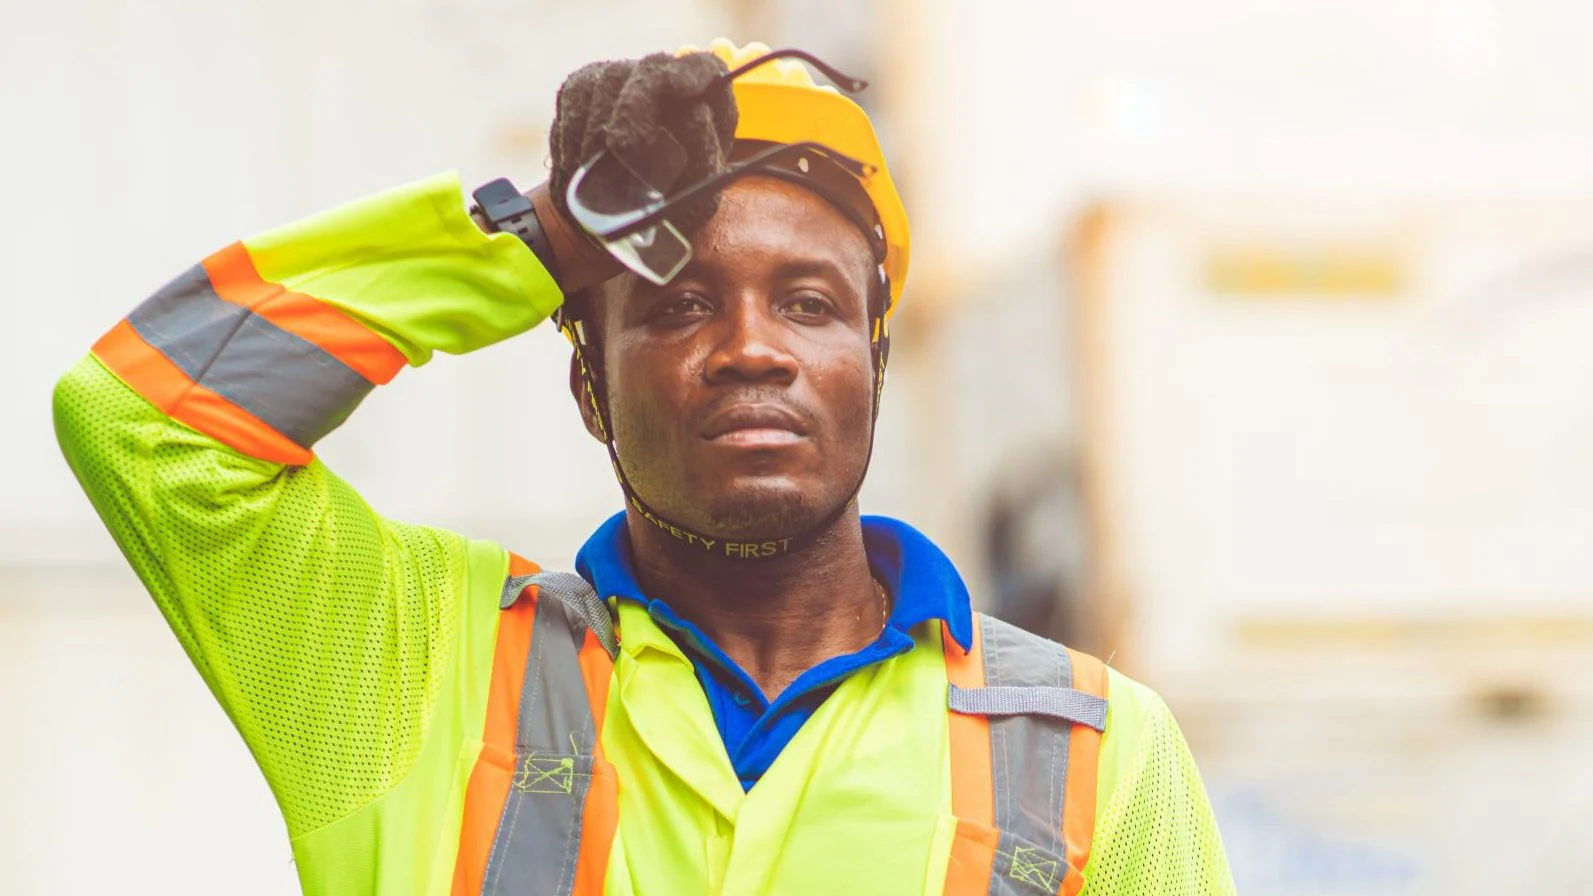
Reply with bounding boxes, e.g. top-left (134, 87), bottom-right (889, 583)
top-left (784, 294), bottom-right (833, 317)
top-left (657, 295), bottom-right (711, 318)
